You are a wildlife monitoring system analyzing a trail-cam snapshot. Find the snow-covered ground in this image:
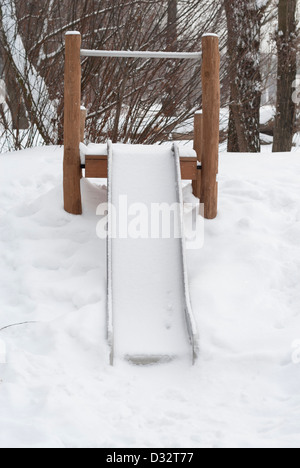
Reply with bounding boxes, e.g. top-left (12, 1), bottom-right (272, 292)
top-left (0, 145), bottom-right (300, 448)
